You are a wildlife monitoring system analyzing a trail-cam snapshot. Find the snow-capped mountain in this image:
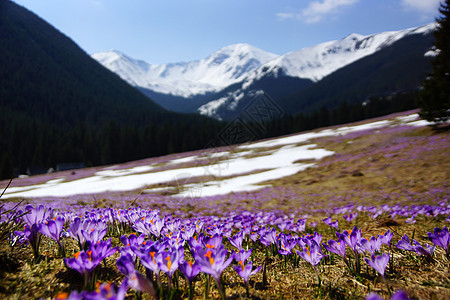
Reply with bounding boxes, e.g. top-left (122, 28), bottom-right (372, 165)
top-left (92, 23), bottom-right (435, 120)
top-left (242, 23), bottom-right (436, 87)
top-left (197, 23), bottom-right (436, 119)
top-left (92, 44), bottom-right (278, 97)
